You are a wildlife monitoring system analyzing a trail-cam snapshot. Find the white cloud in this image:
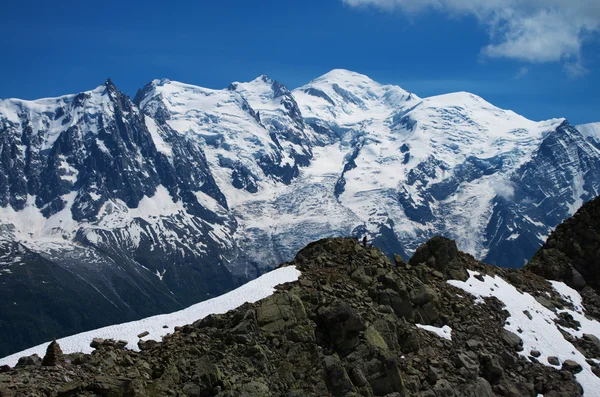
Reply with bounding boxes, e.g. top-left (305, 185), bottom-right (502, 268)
top-left (343, 0), bottom-right (600, 68)
top-left (491, 179), bottom-right (516, 200)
